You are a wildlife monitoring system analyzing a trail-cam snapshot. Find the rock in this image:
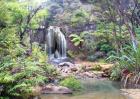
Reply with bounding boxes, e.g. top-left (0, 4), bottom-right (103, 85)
top-left (101, 73), bottom-right (110, 78)
top-left (102, 68), bottom-right (111, 77)
top-left (94, 51), bottom-right (105, 58)
top-left (84, 66), bottom-right (94, 71)
top-left (0, 85), bottom-right (3, 94)
top-left (70, 67), bottom-right (78, 72)
top-left (41, 84), bottom-right (72, 94)
top-left (82, 72), bottom-right (95, 78)
top-left (81, 65), bottom-right (102, 72)
top-left (31, 86), bottom-right (42, 96)
top-left (121, 89), bottom-right (140, 99)
top-left (42, 85), bottom-right (53, 91)
top-left (59, 62), bottom-right (75, 67)
top-left (93, 71), bottom-right (104, 77)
